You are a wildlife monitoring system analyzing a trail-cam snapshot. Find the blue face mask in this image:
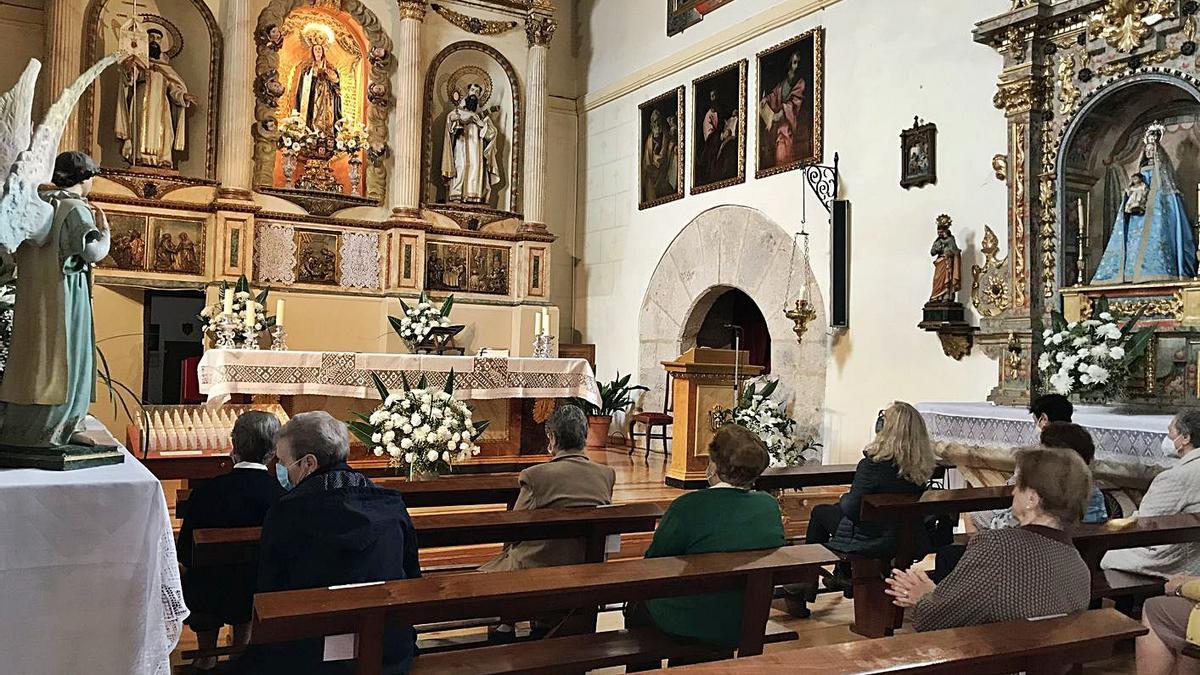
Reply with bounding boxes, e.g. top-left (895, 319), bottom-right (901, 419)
top-left (275, 462), bottom-right (292, 491)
